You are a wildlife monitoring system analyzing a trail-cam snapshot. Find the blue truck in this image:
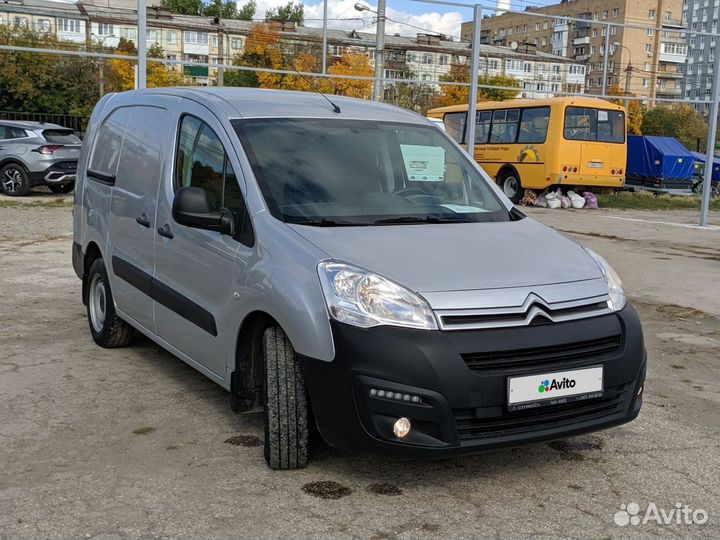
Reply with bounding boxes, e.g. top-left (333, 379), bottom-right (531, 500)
top-left (626, 136), bottom-right (695, 193)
